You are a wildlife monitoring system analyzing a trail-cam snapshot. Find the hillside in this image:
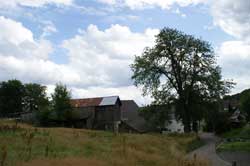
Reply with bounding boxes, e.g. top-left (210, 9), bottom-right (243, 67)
top-left (224, 89), bottom-right (250, 101)
top-left (0, 120), bottom-right (209, 166)
top-left (223, 88), bottom-right (250, 110)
